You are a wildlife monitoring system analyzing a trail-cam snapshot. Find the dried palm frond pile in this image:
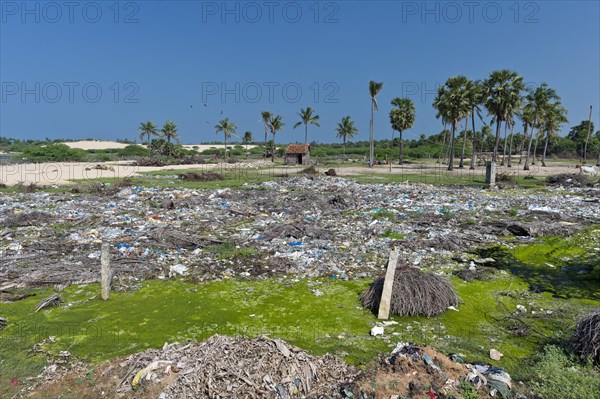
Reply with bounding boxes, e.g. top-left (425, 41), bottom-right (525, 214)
top-left (116, 334), bottom-right (359, 398)
top-left (360, 266), bottom-right (459, 317)
top-left (571, 311), bottom-right (600, 364)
